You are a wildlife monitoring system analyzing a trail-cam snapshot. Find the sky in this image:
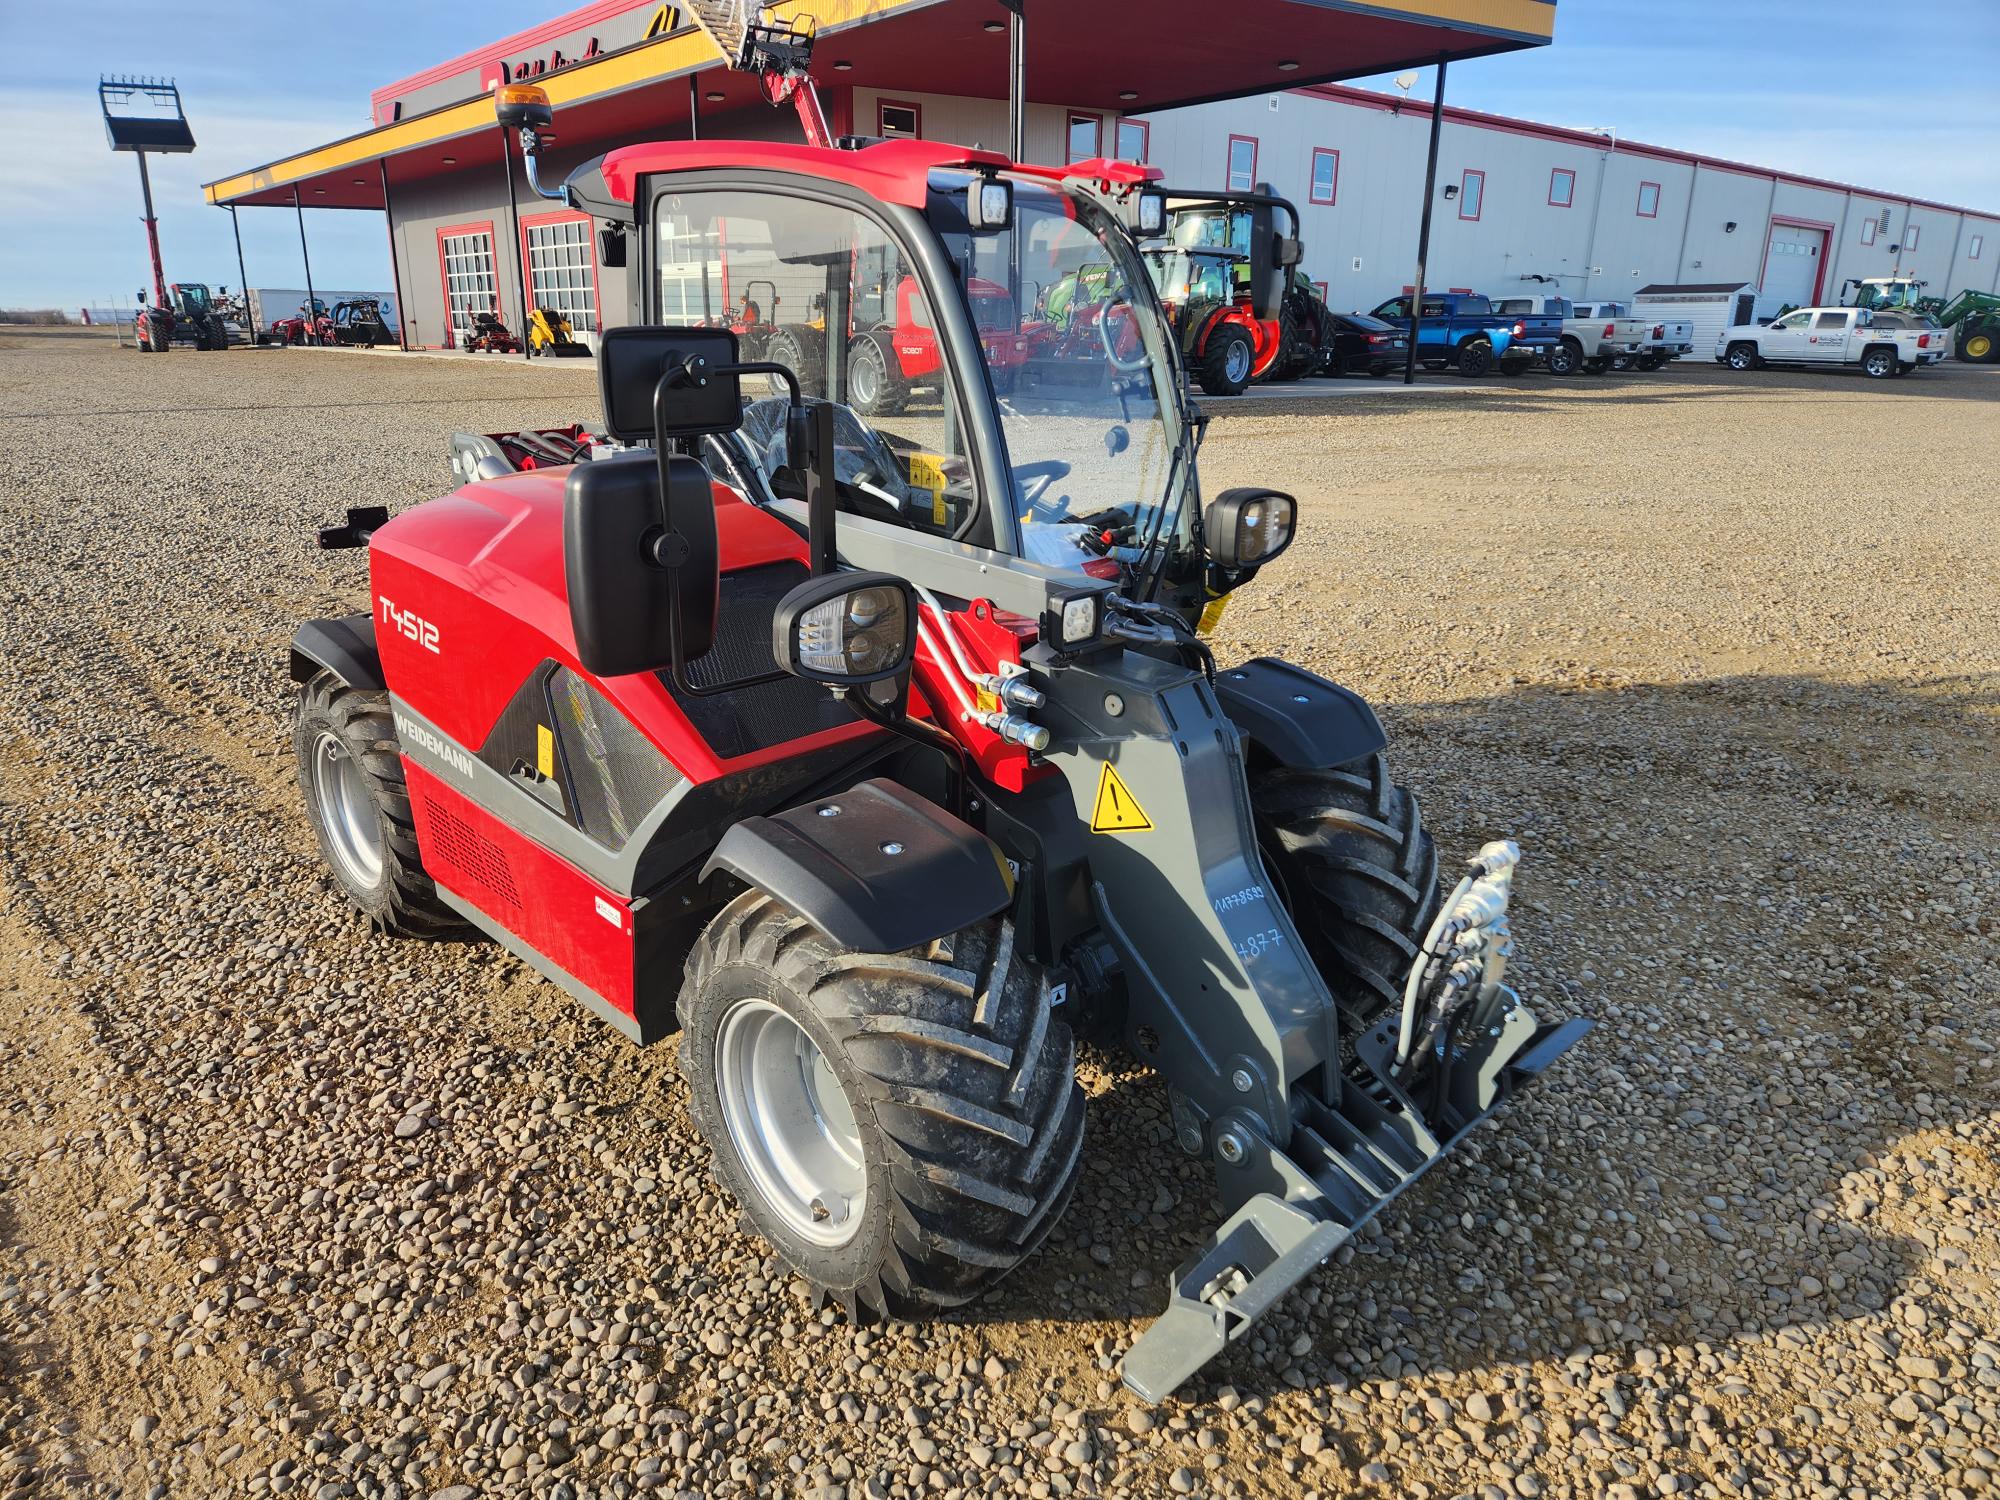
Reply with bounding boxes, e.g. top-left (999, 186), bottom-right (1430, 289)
top-left (1, 0), bottom-right (1994, 312)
